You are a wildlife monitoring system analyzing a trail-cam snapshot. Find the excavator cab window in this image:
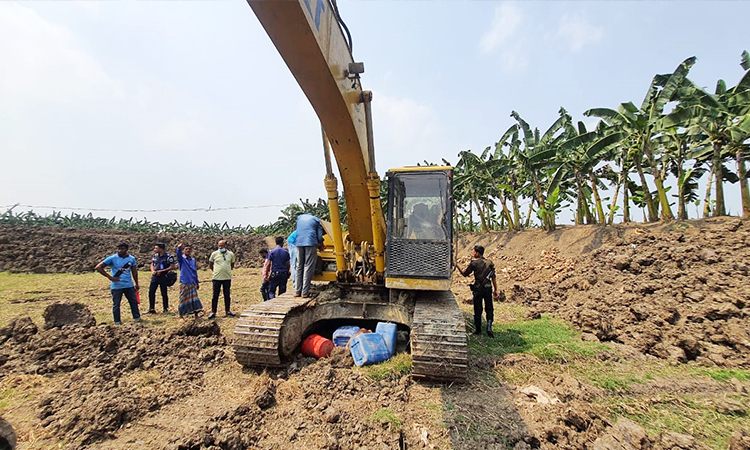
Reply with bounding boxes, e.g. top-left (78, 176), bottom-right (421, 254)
top-left (388, 173), bottom-right (449, 240)
top-left (385, 170), bottom-right (453, 280)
